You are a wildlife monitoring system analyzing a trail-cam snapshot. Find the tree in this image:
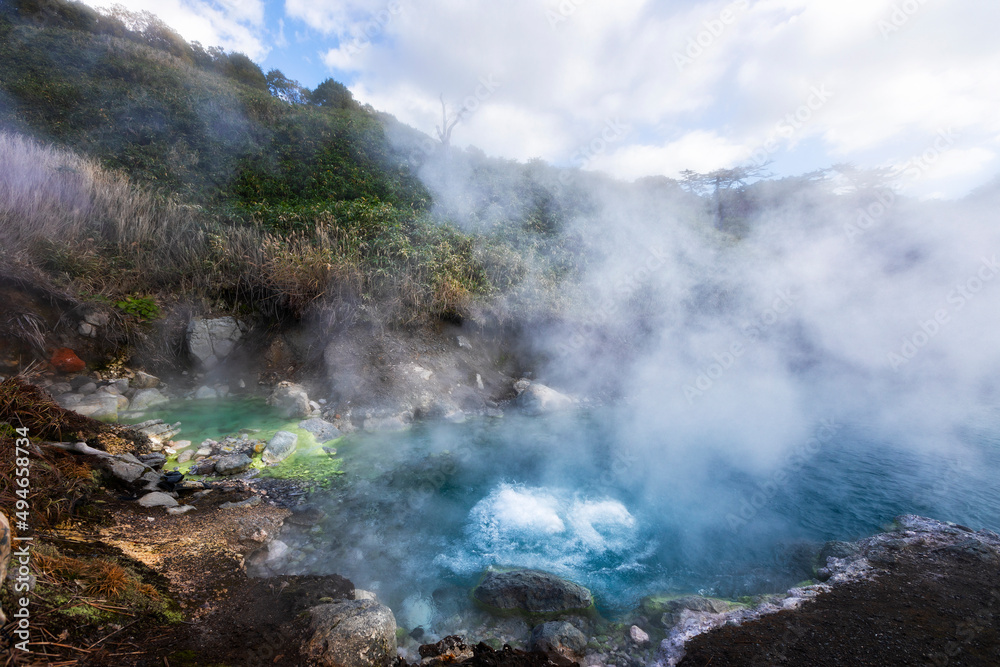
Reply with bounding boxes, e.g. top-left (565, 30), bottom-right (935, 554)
top-left (436, 94), bottom-right (467, 148)
top-left (310, 78), bottom-right (358, 110)
top-left (680, 163), bottom-right (771, 233)
top-left (266, 69), bottom-right (309, 105)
